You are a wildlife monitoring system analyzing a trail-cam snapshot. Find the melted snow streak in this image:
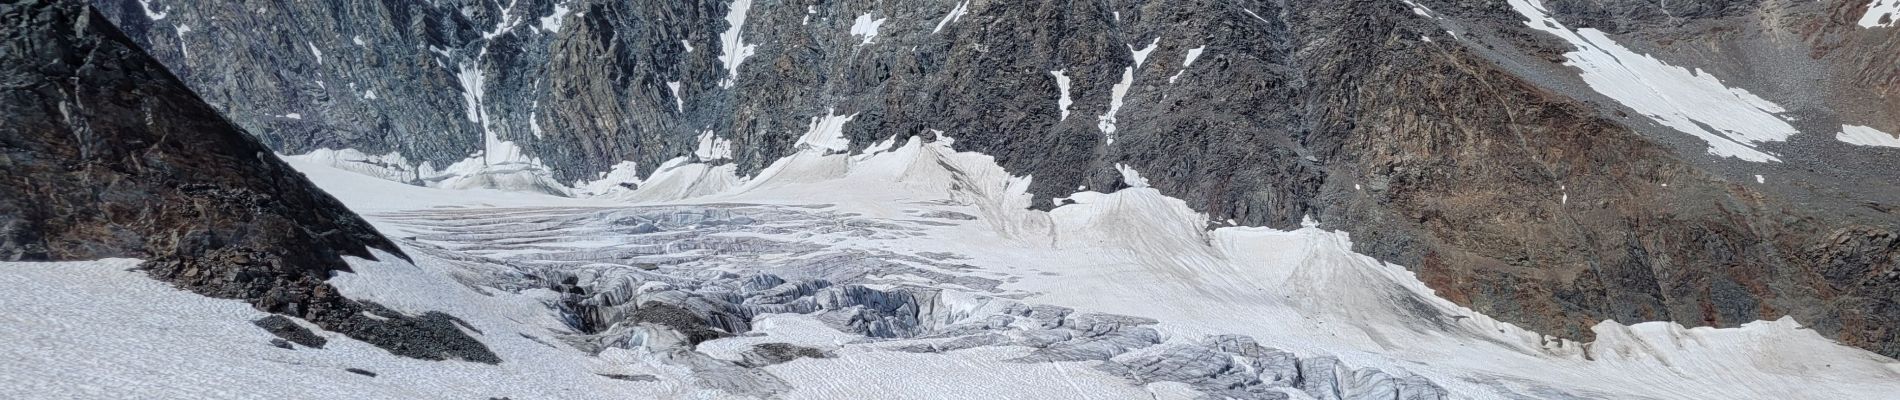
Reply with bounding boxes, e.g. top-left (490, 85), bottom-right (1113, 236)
top-left (1509, 0), bottom-right (1798, 162)
top-left (795, 109), bottom-right (857, 153)
top-left (1050, 70), bottom-right (1072, 121)
top-left (933, 1), bottom-right (970, 34)
top-left (1838, 125), bottom-right (1900, 148)
top-left (1168, 45), bottom-right (1206, 85)
top-left (1863, 0), bottom-right (1900, 28)
top-left (1097, 39), bottom-right (1161, 144)
top-left (695, 131), bottom-right (735, 161)
top-left (719, 0), bottom-right (757, 88)
top-left (138, 0), bottom-right (167, 20)
top-left (850, 13), bottom-right (886, 45)
top-left (540, 2), bottom-right (572, 32)
top-left (13, 131), bottom-right (1900, 397)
